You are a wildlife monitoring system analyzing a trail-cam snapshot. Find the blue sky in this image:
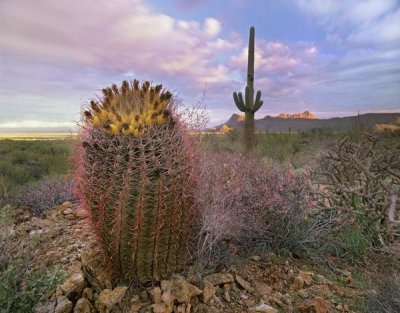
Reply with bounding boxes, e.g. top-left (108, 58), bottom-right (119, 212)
top-left (0, 0), bottom-right (399, 130)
